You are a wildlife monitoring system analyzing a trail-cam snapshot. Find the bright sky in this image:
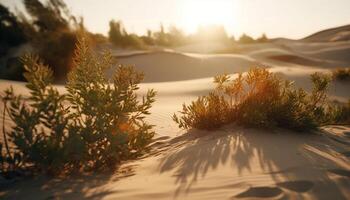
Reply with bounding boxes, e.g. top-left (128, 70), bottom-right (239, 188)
top-left (3, 0), bottom-right (350, 39)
